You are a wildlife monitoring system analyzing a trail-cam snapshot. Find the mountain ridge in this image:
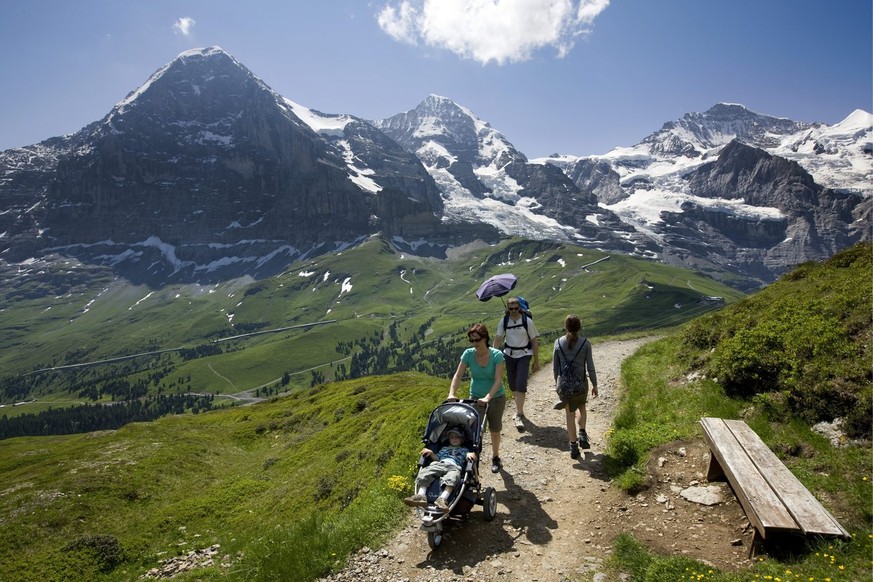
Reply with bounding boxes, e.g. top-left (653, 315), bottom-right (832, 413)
top-left (1, 47), bottom-right (869, 290)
